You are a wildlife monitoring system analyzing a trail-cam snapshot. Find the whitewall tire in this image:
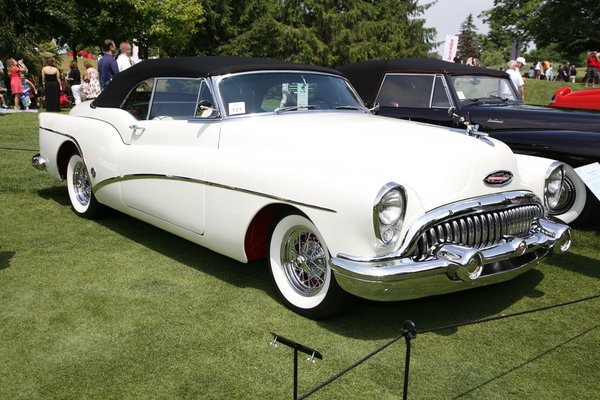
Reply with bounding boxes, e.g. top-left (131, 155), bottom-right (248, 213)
top-left (269, 213), bottom-right (350, 319)
top-left (66, 154), bottom-right (102, 219)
